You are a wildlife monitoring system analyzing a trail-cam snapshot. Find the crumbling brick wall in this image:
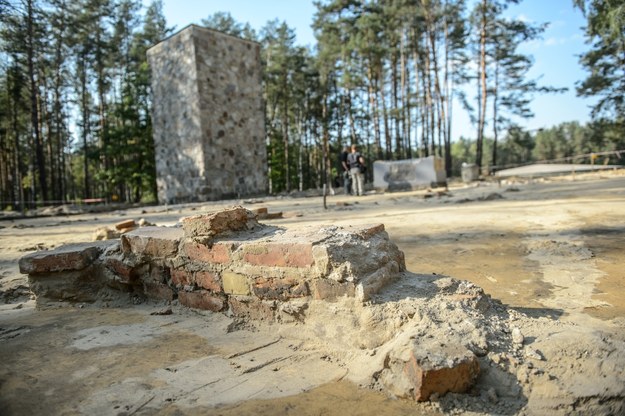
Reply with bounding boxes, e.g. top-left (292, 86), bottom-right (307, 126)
top-left (18, 207), bottom-right (484, 401)
top-left (19, 207), bottom-right (405, 321)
